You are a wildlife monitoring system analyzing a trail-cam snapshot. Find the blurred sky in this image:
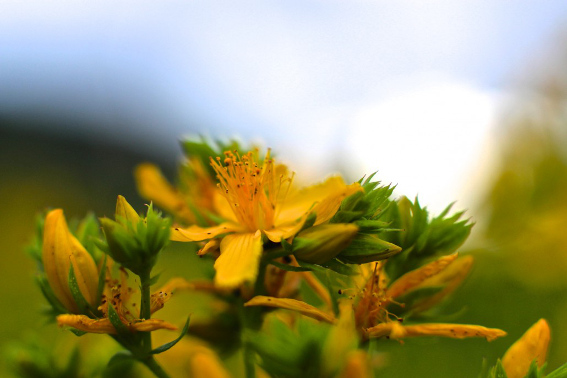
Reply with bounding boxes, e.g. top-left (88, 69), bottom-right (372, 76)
top-left (2, 1), bottom-right (567, 213)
